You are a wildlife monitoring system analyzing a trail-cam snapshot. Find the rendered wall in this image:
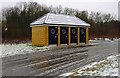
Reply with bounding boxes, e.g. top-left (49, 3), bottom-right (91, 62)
top-left (32, 26), bottom-right (48, 46)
